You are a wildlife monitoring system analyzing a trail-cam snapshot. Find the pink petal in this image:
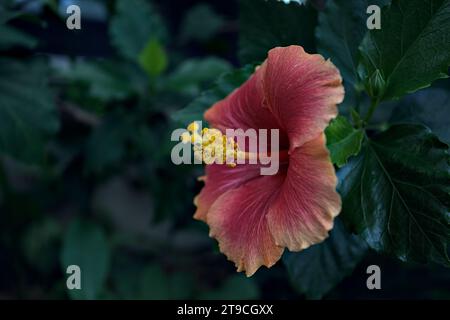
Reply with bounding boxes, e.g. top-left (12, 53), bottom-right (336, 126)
top-left (204, 46), bottom-right (343, 152)
top-left (194, 163), bottom-right (265, 222)
top-left (206, 174), bottom-right (285, 276)
top-left (267, 133), bottom-right (341, 251)
top-left (263, 46), bottom-right (344, 151)
top-left (204, 66), bottom-right (290, 150)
